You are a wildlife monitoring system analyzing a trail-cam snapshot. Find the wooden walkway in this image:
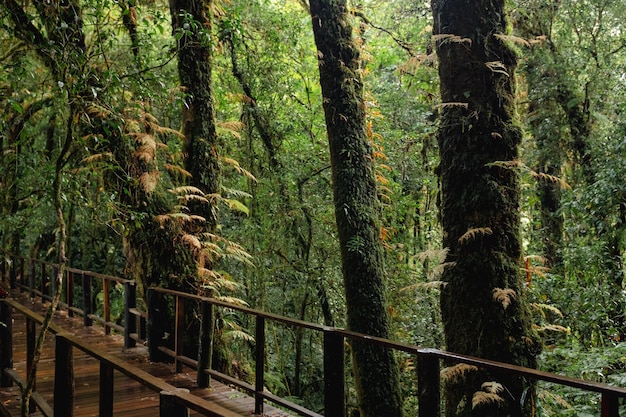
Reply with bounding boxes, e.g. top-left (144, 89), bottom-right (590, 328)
top-left (0, 295), bottom-right (293, 417)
